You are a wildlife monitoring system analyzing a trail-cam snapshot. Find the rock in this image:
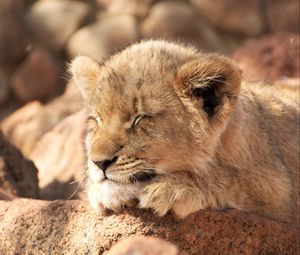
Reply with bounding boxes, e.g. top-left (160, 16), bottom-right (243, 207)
top-left (140, 1), bottom-right (228, 53)
top-left (0, 199), bottom-right (298, 254)
top-left (266, 0), bottom-right (299, 33)
top-left (233, 33), bottom-right (300, 81)
top-left (191, 0), bottom-right (265, 36)
top-left (97, 0), bottom-right (154, 19)
top-left (0, 98), bottom-right (22, 123)
top-left (0, 0), bottom-right (30, 73)
top-left (0, 188), bottom-right (15, 200)
top-left (107, 236), bottom-right (184, 255)
top-left (28, 0), bottom-right (90, 51)
top-left (1, 81), bottom-right (82, 155)
top-left (0, 69), bottom-right (9, 106)
top-left (1, 101), bottom-right (45, 154)
top-left (11, 48), bottom-right (62, 102)
top-left (67, 15), bottom-right (139, 61)
top-left (0, 131), bottom-right (38, 198)
top-left (30, 111), bottom-right (86, 200)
